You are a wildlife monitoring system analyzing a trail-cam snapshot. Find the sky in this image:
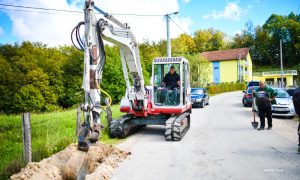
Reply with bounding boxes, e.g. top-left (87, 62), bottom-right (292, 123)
top-left (0, 0), bottom-right (299, 47)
